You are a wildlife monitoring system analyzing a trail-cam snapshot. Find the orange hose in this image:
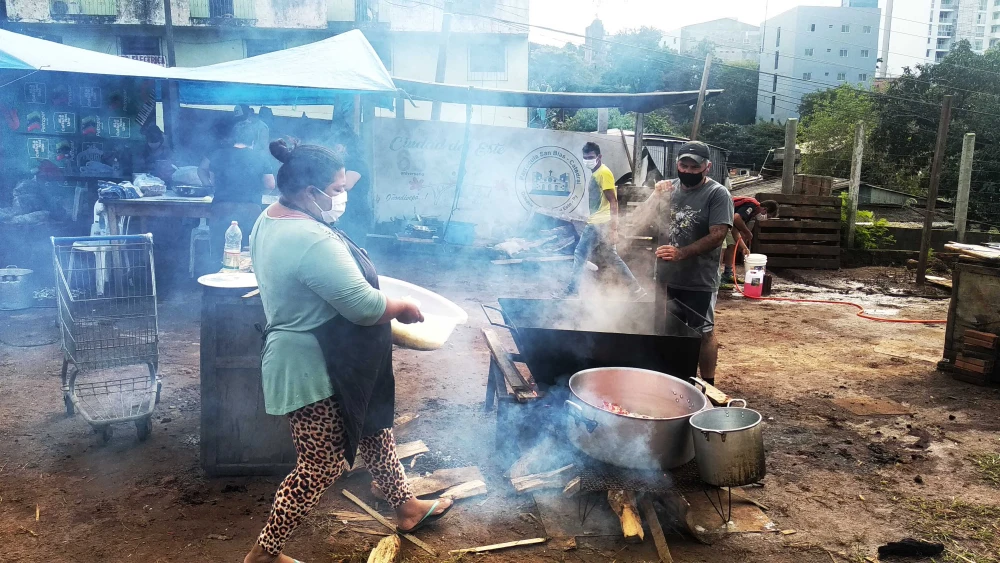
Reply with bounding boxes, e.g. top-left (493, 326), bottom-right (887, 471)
top-left (730, 235), bottom-right (947, 324)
